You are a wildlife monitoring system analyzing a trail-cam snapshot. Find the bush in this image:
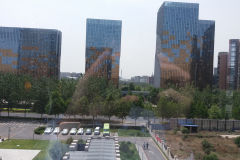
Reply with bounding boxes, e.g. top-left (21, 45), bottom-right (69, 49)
top-left (66, 137), bottom-right (73, 145)
top-left (202, 139), bottom-right (215, 155)
top-left (234, 137), bottom-right (240, 147)
top-left (173, 128), bottom-right (178, 134)
top-left (181, 127), bottom-right (189, 134)
top-left (48, 141), bottom-right (68, 160)
top-left (78, 139), bottom-right (85, 144)
top-left (34, 126), bottom-right (46, 135)
top-left (203, 153), bottom-right (218, 160)
top-left (182, 134), bottom-right (188, 141)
